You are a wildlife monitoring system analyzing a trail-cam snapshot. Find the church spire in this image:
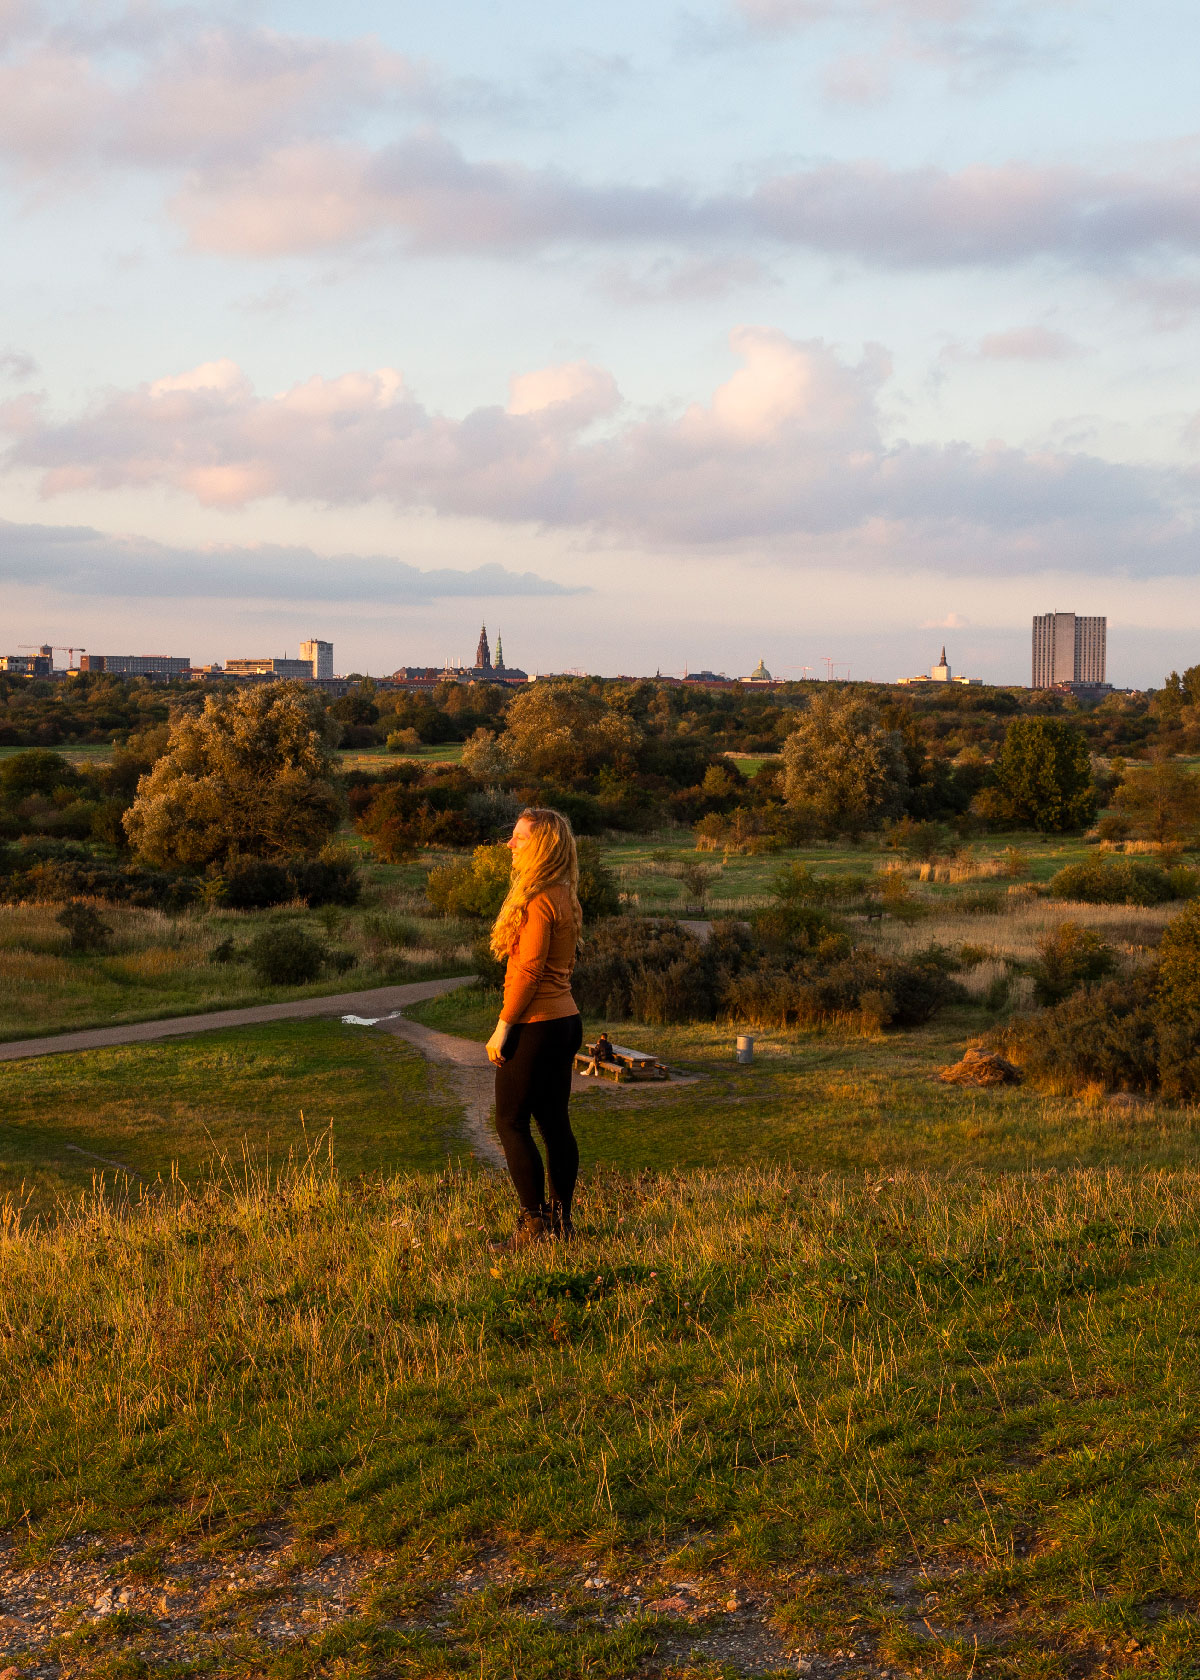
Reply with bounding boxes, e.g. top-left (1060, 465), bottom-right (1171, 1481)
top-left (474, 624), bottom-right (491, 671)
top-left (939, 645), bottom-right (947, 666)
top-left (495, 632), bottom-right (505, 670)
